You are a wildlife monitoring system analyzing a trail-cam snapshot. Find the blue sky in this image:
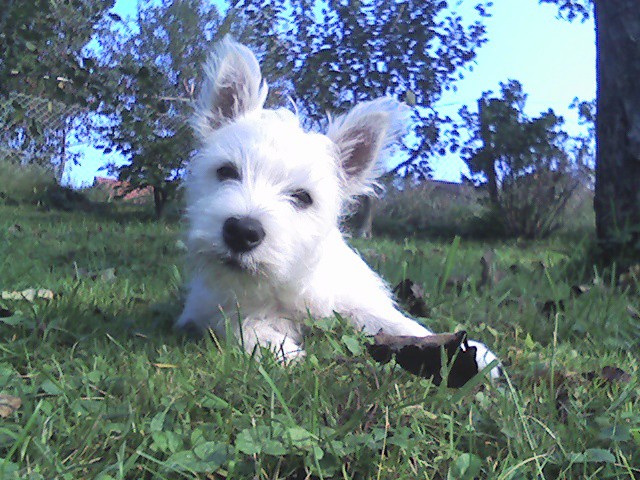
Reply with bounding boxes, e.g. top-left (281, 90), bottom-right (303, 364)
top-left (65, 0), bottom-right (596, 186)
top-left (431, 0), bottom-right (595, 180)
